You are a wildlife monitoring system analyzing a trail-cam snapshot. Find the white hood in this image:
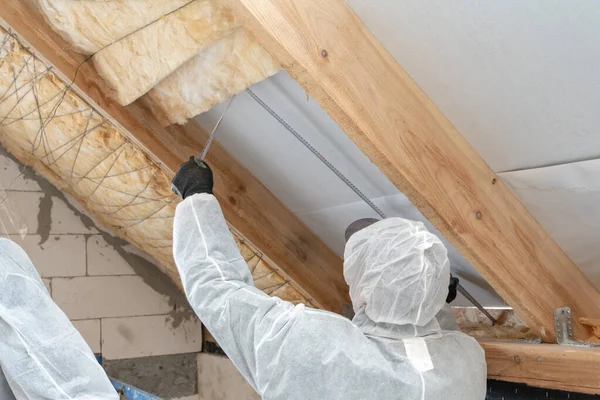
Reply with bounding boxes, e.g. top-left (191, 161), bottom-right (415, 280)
top-left (343, 218), bottom-right (450, 326)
